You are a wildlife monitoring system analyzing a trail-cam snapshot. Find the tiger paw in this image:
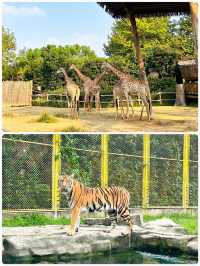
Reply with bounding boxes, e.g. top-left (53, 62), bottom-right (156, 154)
top-left (67, 230), bottom-right (75, 236)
